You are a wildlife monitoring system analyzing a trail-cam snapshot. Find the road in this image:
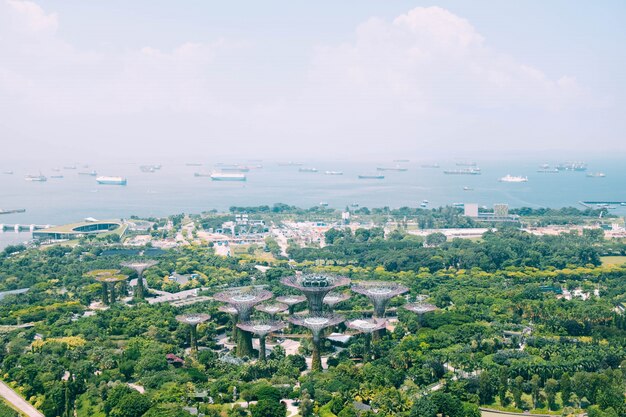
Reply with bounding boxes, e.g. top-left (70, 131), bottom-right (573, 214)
top-left (0, 380), bottom-right (44, 417)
